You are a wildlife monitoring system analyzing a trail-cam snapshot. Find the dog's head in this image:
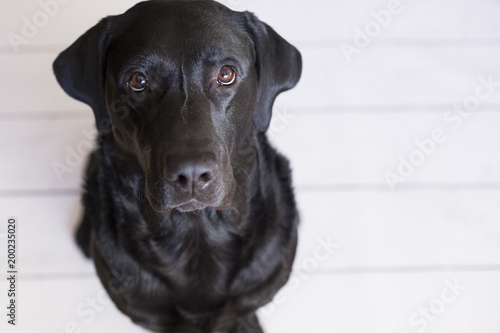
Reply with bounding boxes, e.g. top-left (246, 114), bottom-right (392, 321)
top-left (53, 0), bottom-right (301, 213)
